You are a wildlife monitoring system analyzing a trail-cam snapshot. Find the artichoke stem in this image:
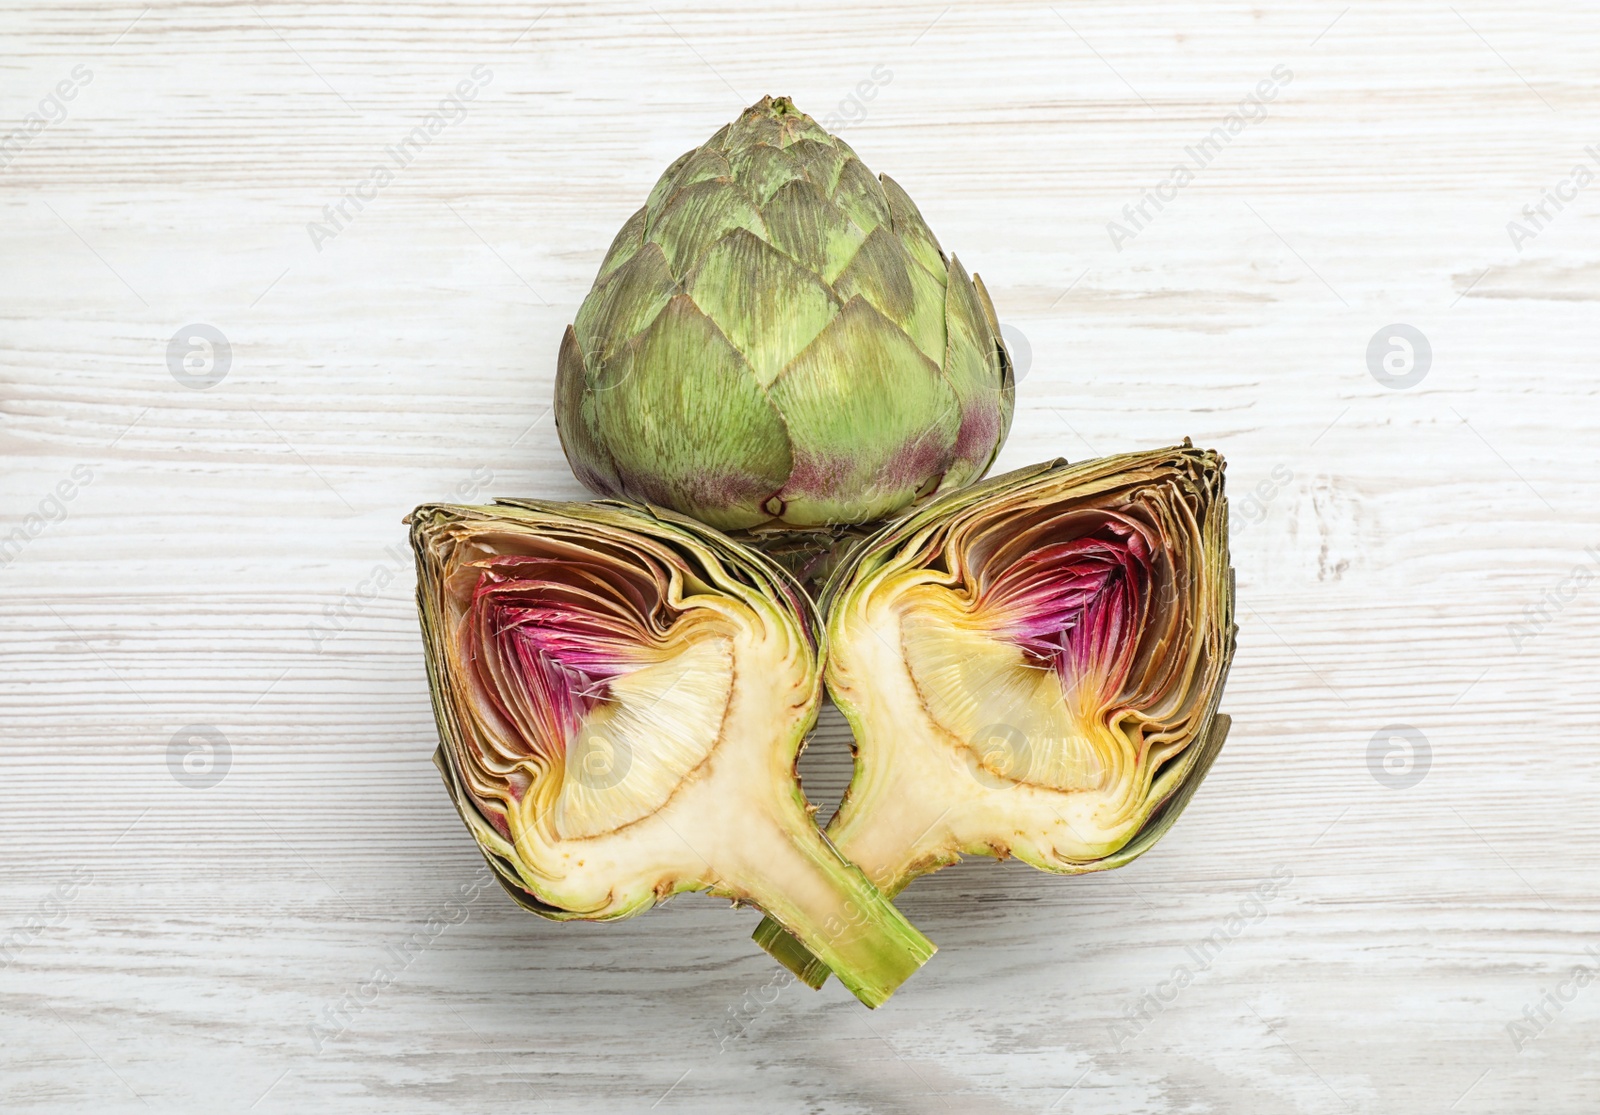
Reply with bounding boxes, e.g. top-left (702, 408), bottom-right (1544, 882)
top-left (729, 824), bottom-right (933, 1008)
top-left (750, 866), bottom-right (917, 991)
top-left (749, 793), bottom-right (940, 990)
